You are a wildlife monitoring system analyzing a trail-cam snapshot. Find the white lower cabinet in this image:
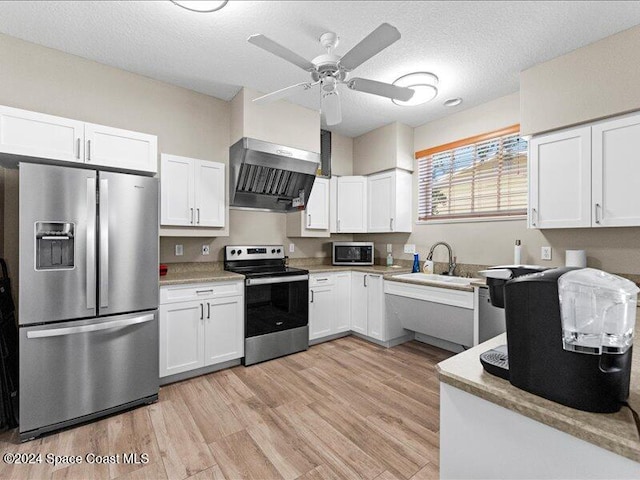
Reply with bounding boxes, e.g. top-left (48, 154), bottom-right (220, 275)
top-left (159, 281), bottom-right (244, 379)
top-left (159, 300), bottom-right (204, 377)
top-left (309, 272), bottom-right (352, 341)
top-left (334, 272), bottom-right (351, 333)
top-left (351, 272), bottom-right (385, 341)
top-left (204, 296), bottom-right (244, 365)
